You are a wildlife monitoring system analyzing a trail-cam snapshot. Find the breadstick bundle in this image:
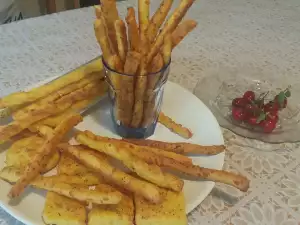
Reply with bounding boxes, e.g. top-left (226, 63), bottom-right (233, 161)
top-left (93, 0), bottom-right (198, 138)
